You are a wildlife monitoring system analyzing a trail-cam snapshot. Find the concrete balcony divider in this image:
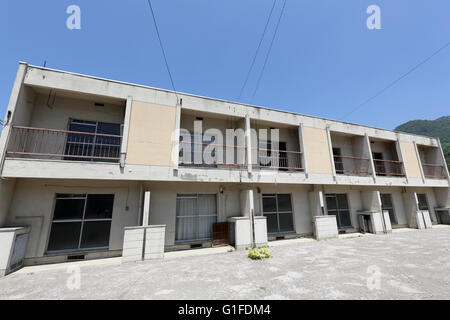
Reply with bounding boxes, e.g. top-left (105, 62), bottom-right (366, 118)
top-left (0, 226), bottom-right (30, 276)
top-left (122, 225), bottom-right (166, 263)
top-left (313, 216), bottom-right (338, 240)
